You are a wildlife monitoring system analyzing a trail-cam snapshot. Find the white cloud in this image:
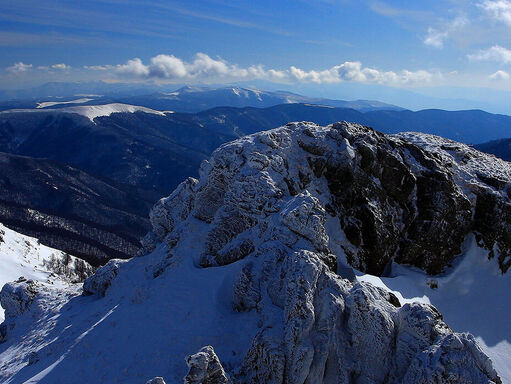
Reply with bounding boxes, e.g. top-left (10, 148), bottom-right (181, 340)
top-left (51, 63), bottom-right (70, 70)
top-left (6, 62), bottom-right (32, 73)
top-left (83, 65), bottom-right (113, 70)
top-left (489, 69), bottom-right (510, 80)
top-left (478, 0), bottom-right (511, 26)
top-left (115, 58), bottom-right (150, 78)
top-left (468, 45), bottom-right (511, 63)
top-left (102, 53), bottom-right (434, 86)
top-left (424, 16), bottom-right (468, 48)
top-left (38, 63), bottom-right (71, 70)
top-left (424, 28), bottom-right (448, 48)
